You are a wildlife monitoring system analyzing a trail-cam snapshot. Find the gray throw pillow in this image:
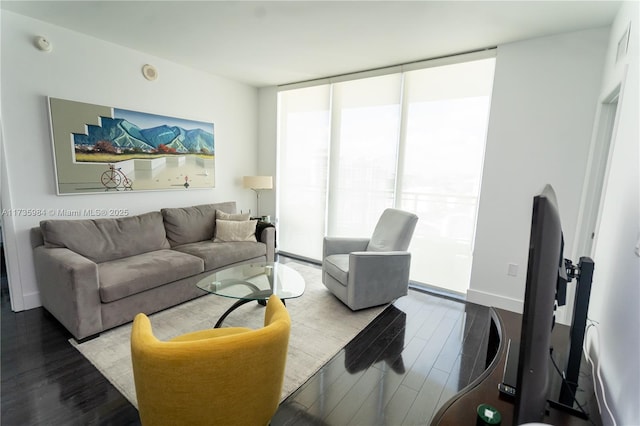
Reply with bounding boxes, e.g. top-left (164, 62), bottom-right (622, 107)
top-left (162, 202), bottom-right (236, 246)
